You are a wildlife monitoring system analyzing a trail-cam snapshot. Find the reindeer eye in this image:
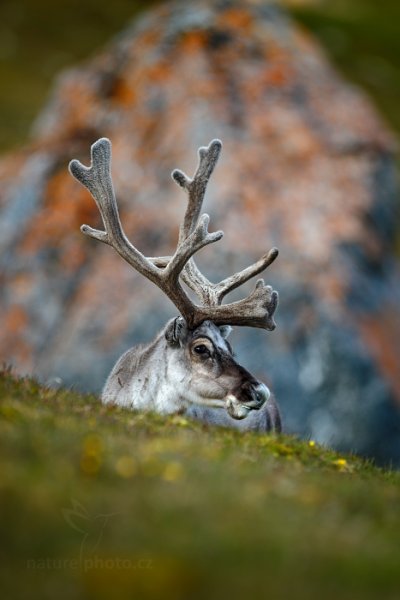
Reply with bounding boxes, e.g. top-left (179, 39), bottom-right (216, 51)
top-left (193, 344), bottom-right (210, 356)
